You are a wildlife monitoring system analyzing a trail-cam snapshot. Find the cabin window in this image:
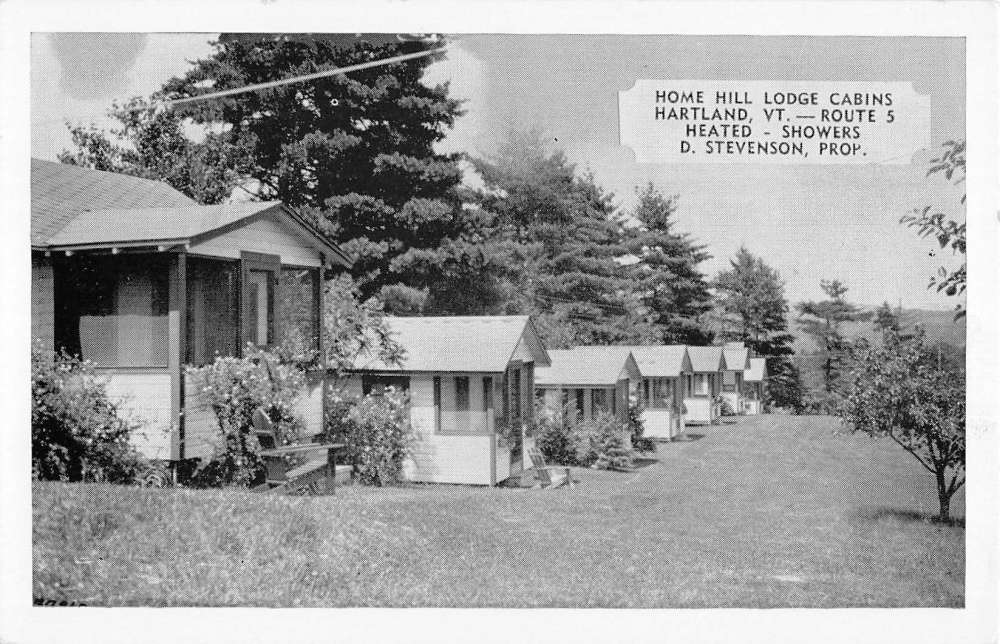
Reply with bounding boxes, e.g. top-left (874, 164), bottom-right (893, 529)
top-left (693, 374), bottom-right (710, 396)
top-left (644, 378), bottom-right (672, 409)
top-left (455, 376), bottom-right (470, 412)
top-left (575, 388), bottom-right (585, 418)
top-left (722, 370), bottom-right (737, 392)
top-left (54, 255), bottom-right (170, 368)
top-left (186, 257), bottom-right (240, 365)
top-left (362, 374), bottom-right (410, 396)
top-left (483, 377), bottom-right (493, 412)
top-left (592, 388), bottom-right (611, 417)
top-left (433, 376), bottom-right (442, 432)
top-left (247, 269), bottom-right (274, 346)
top-left (509, 366), bottom-right (522, 420)
top-left (278, 267), bottom-right (320, 354)
top-left (643, 379), bottom-right (651, 406)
